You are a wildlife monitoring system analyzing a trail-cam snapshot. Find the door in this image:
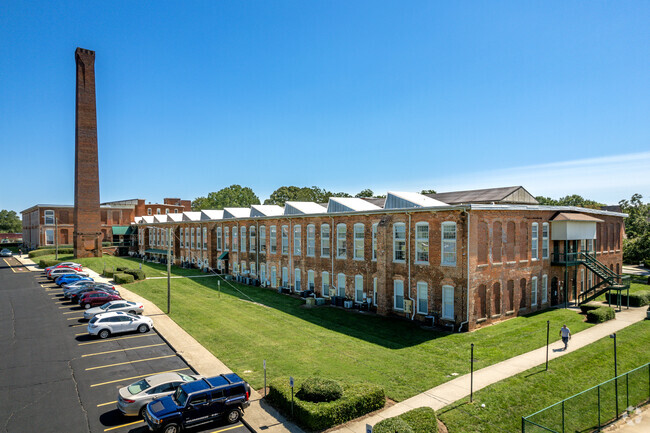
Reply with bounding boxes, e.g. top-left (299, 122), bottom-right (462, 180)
top-left (551, 277), bottom-right (559, 306)
top-left (185, 393), bottom-right (212, 425)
